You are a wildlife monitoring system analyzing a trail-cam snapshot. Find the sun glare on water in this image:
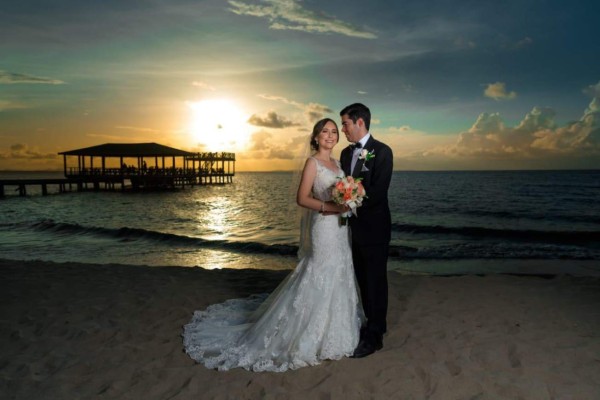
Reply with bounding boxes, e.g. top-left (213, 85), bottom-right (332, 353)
top-left (188, 99), bottom-right (251, 152)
